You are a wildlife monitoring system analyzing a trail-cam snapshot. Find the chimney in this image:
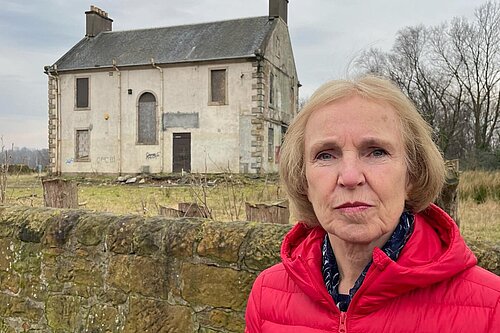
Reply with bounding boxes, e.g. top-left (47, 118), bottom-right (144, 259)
top-left (269, 0), bottom-right (288, 24)
top-left (85, 5), bottom-right (113, 37)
